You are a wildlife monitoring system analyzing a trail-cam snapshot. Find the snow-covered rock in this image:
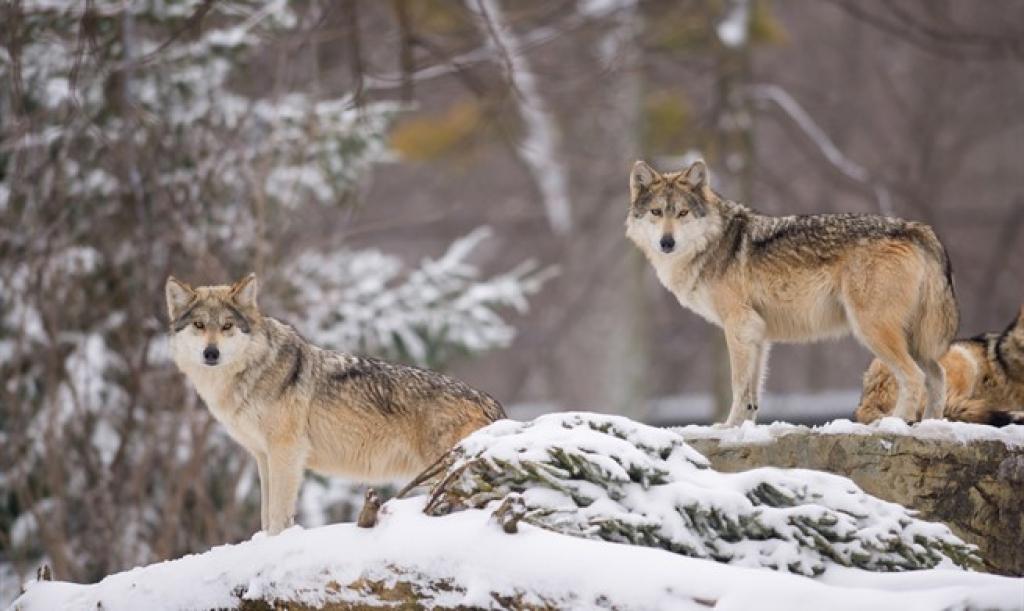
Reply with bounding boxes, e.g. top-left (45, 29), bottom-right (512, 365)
top-left (424, 413), bottom-right (979, 576)
top-left (11, 414), bottom-right (1024, 610)
top-left (10, 498), bottom-right (1023, 611)
top-left (678, 418), bottom-right (1024, 575)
